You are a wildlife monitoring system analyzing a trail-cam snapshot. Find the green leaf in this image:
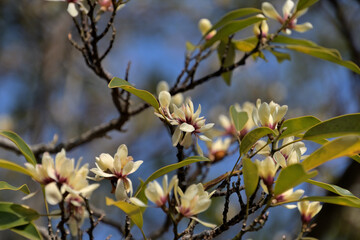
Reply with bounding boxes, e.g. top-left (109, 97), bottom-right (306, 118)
top-left (209, 8), bottom-right (262, 34)
top-left (303, 113), bottom-right (360, 140)
top-left (306, 179), bottom-right (359, 199)
top-left (0, 181), bottom-right (30, 194)
top-left (11, 223), bottom-right (42, 240)
top-left (286, 45), bottom-right (360, 74)
top-left (296, 0), bottom-right (319, 12)
top-left (233, 37), bottom-right (257, 52)
top-left (279, 116), bottom-right (321, 140)
top-left (301, 196), bottom-right (360, 208)
top-left (0, 159), bottom-right (33, 176)
top-left (204, 16), bottom-right (264, 49)
top-left (108, 77), bottom-right (160, 109)
top-left (274, 164), bottom-right (317, 195)
top-left (134, 156), bottom-right (210, 197)
top-left (269, 49), bottom-right (291, 63)
top-left (240, 127), bottom-right (276, 155)
top-left (0, 202), bottom-right (39, 230)
top-left (302, 136), bottom-right (360, 171)
top-left (106, 198), bottom-right (146, 239)
top-left (243, 158), bottom-right (259, 198)
top-left (186, 41), bottom-right (197, 52)
top-left (217, 40), bottom-right (236, 85)
top-left (229, 106), bottom-right (248, 132)
top-left (0, 130), bottom-right (36, 166)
